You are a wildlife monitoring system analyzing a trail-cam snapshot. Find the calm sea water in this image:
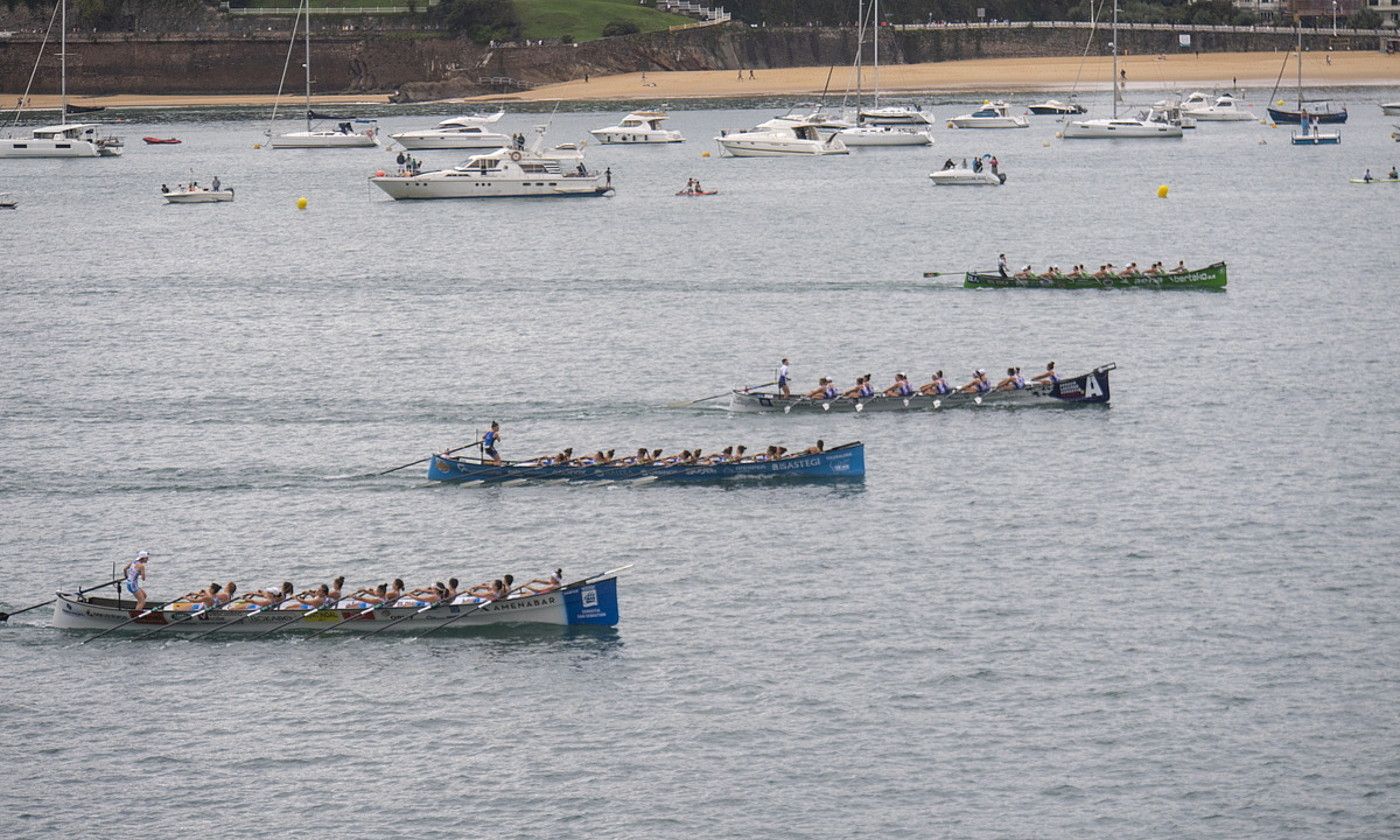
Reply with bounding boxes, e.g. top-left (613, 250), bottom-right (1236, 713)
top-left (2, 89), bottom-right (1399, 838)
